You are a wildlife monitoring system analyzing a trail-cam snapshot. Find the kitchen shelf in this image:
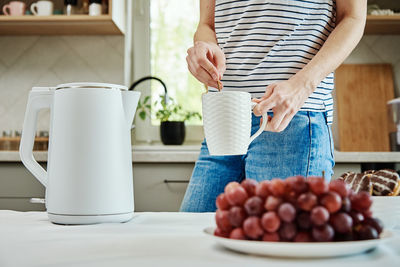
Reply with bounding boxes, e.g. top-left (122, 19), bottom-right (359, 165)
top-left (365, 15), bottom-right (400, 34)
top-left (0, 15), bottom-right (123, 35)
